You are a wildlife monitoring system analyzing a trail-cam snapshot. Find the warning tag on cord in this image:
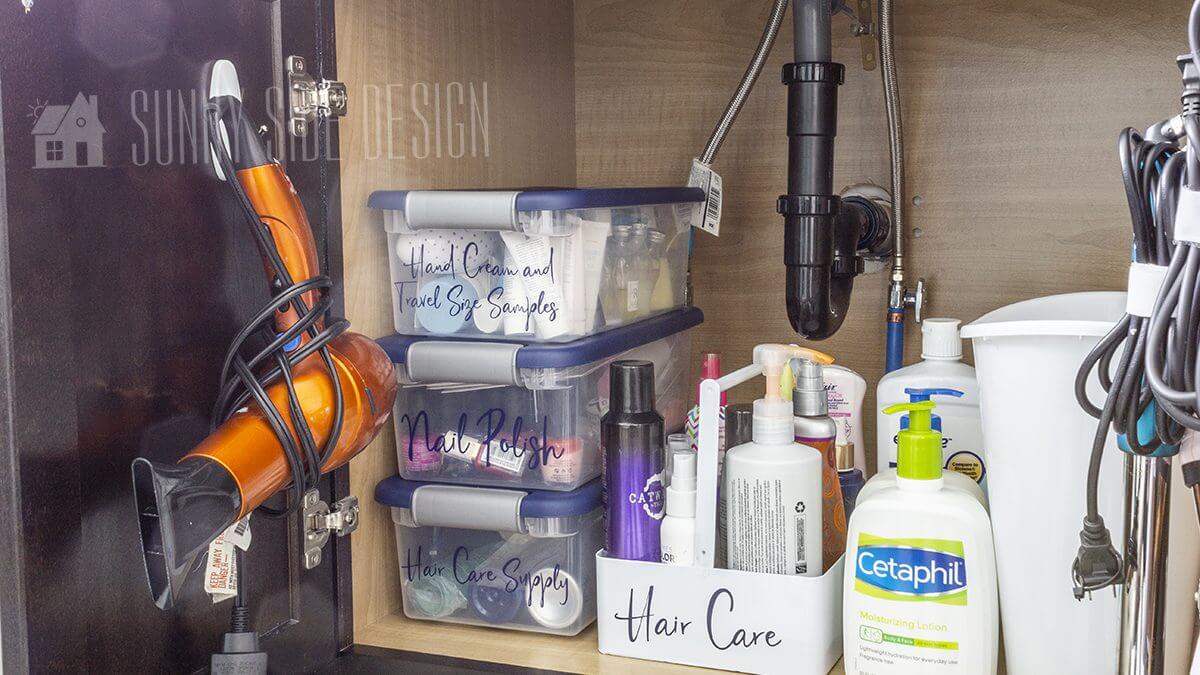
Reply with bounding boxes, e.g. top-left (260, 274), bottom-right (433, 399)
top-left (688, 158), bottom-right (722, 236)
top-left (203, 517), bottom-right (250, 603)
top-left (204, 532), bottom-right (238, 604)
